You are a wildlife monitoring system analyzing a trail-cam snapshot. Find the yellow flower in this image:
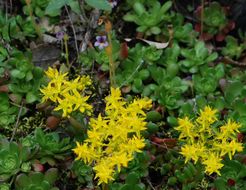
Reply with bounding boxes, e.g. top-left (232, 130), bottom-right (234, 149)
top-left (175, 105), bottom-right (243, 176)
top-left (93, 160), bottom-right (115, 185)
top-left (110, 153), bottom-right (131, 172)
top-left (44, 67), bottom-right (68, 80)
top-left (40, 67), bottom-right (92, 117)
top-left (220, 119), bottom-right (241, 138)
top-left (202, 153), bottom-right (224, 175)
top-left (228, 140), bottom-right (244, 158)
top-left (78, 76), bottom-right (92, 91)
top-left (61, 77), bottom-right (81, 96)
top-left (213, 139), bottom-right (243, 160)
top-left (89, 114), bottom-right (108, 130)
top-left (175, 117), bottom-right (196, 142)
top-left (72, 142), bottom-right (99, 163)
top-left (120, 136), bottom-right (146, 155)
top-left (54, 98), bottom-right (74, 117)
top-left (105, 88), bottom-right (126, 115)
top-left (180, 143), bottom-right (205, 163)
top-left (40, 83), bottom-right (61, 102)
top-left (196, 105), bottom-right (217, 128)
